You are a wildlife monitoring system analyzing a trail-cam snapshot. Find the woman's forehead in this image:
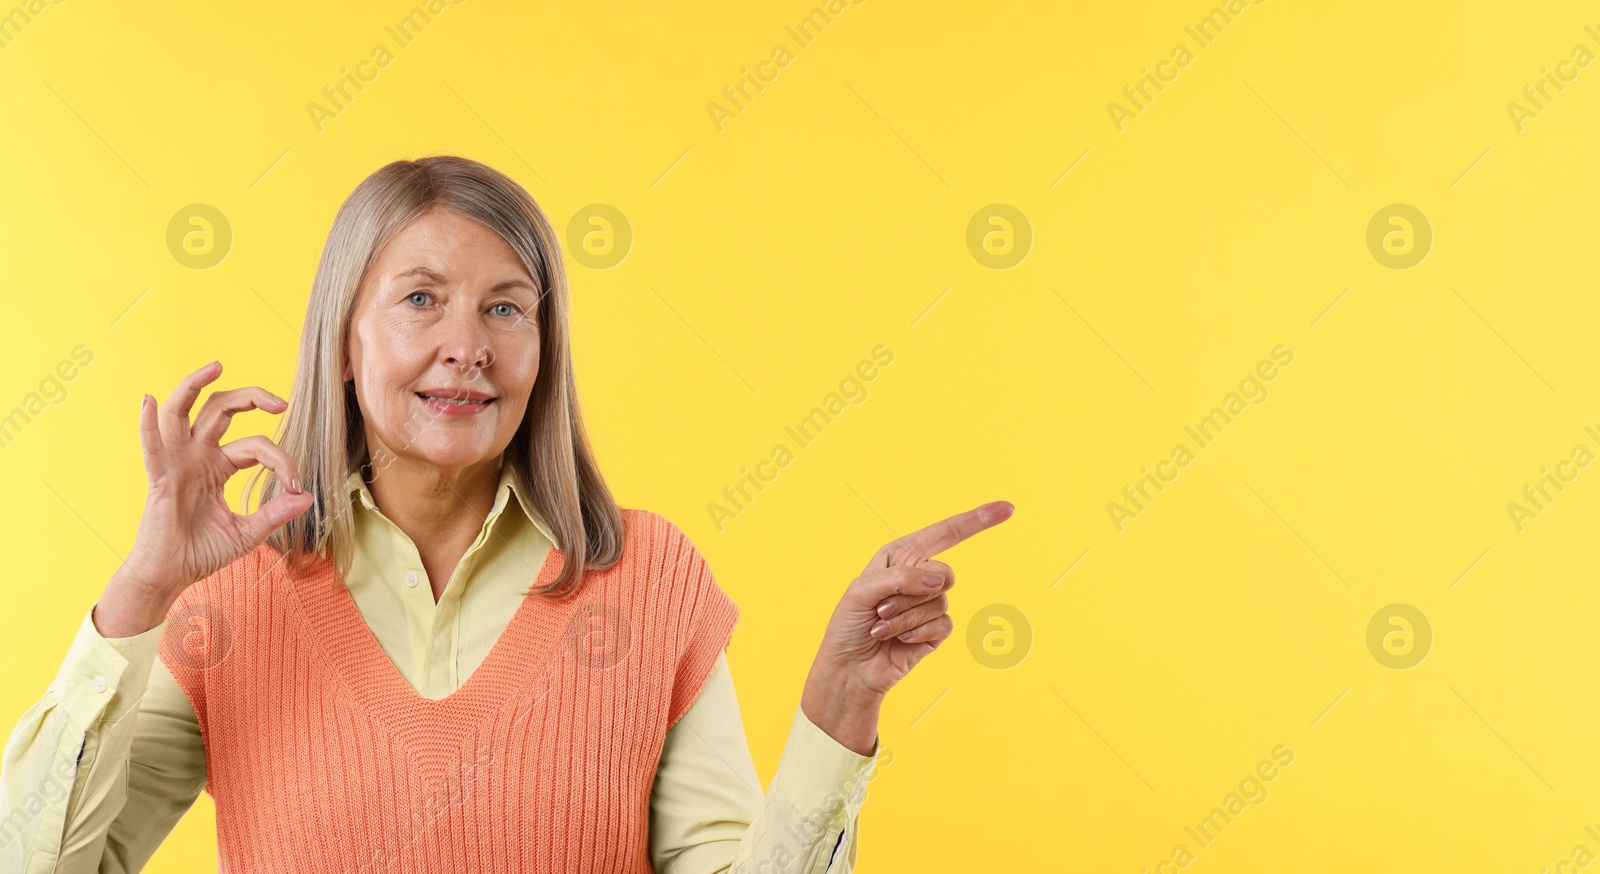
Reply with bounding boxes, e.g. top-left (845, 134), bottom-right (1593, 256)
top-left (377, 212), bottom-right (527, 270)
